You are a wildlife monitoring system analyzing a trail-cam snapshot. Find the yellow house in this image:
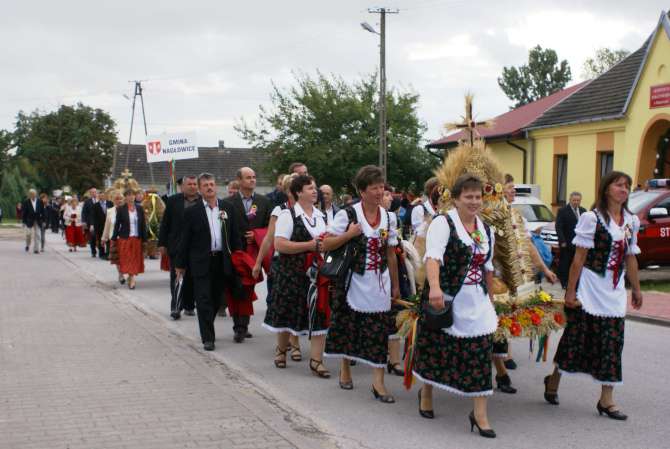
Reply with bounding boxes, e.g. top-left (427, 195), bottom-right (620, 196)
top-left (526, 10), bottom-right (670, 209)
top-left (428, 10), bottom-right (670, 210)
